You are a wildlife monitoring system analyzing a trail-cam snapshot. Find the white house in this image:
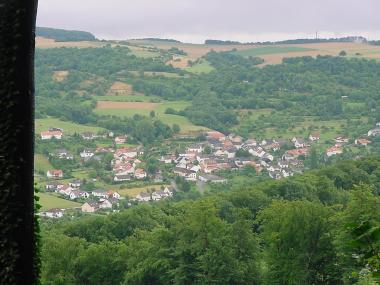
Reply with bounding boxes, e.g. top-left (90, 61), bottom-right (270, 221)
top-left (41, 208), bottom-right (64, 218)
top-left (69, 190), bottom-right (89, 200)
top-left (309, 132), bottom-right (321, 141)
top-left (80, 149), bottom-right (95, 158)
top-left (92, 189), bottom-right (108, 198)
top-left (186, 144), bottom-right (204, 153)
top-left (368, 128), bottom-right (380, 137)
top-left (249, 147), bottom-right (265, 158)
top-left (292, 137), bottom-right (306, 148)
top-left (136, 192), bottom-right (151, 202)
top-left (173, 167), bottom-right (197, 181)
top-left (114, 174), bottom-right (131, 182)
